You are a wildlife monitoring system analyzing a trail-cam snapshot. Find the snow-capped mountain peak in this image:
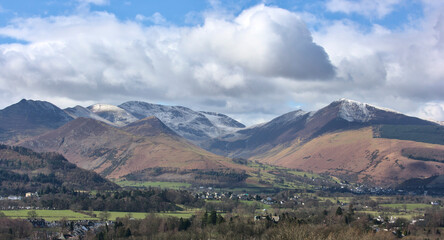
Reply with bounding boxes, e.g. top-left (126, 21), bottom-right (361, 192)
top-left (64, 105), bottom-right (116, 126)
top-left (87, 104), bottom-right (138, 127)
top-left (334, 98), bottom-right (400, 122)
top-left (335, 98), bottom-right (374, 122)
top-left (199, 111), bottom-right (245, 128)
top-left (119, 101), bottom-right (245, 143)
top-left (88, 104), bottom-right (124, 112)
